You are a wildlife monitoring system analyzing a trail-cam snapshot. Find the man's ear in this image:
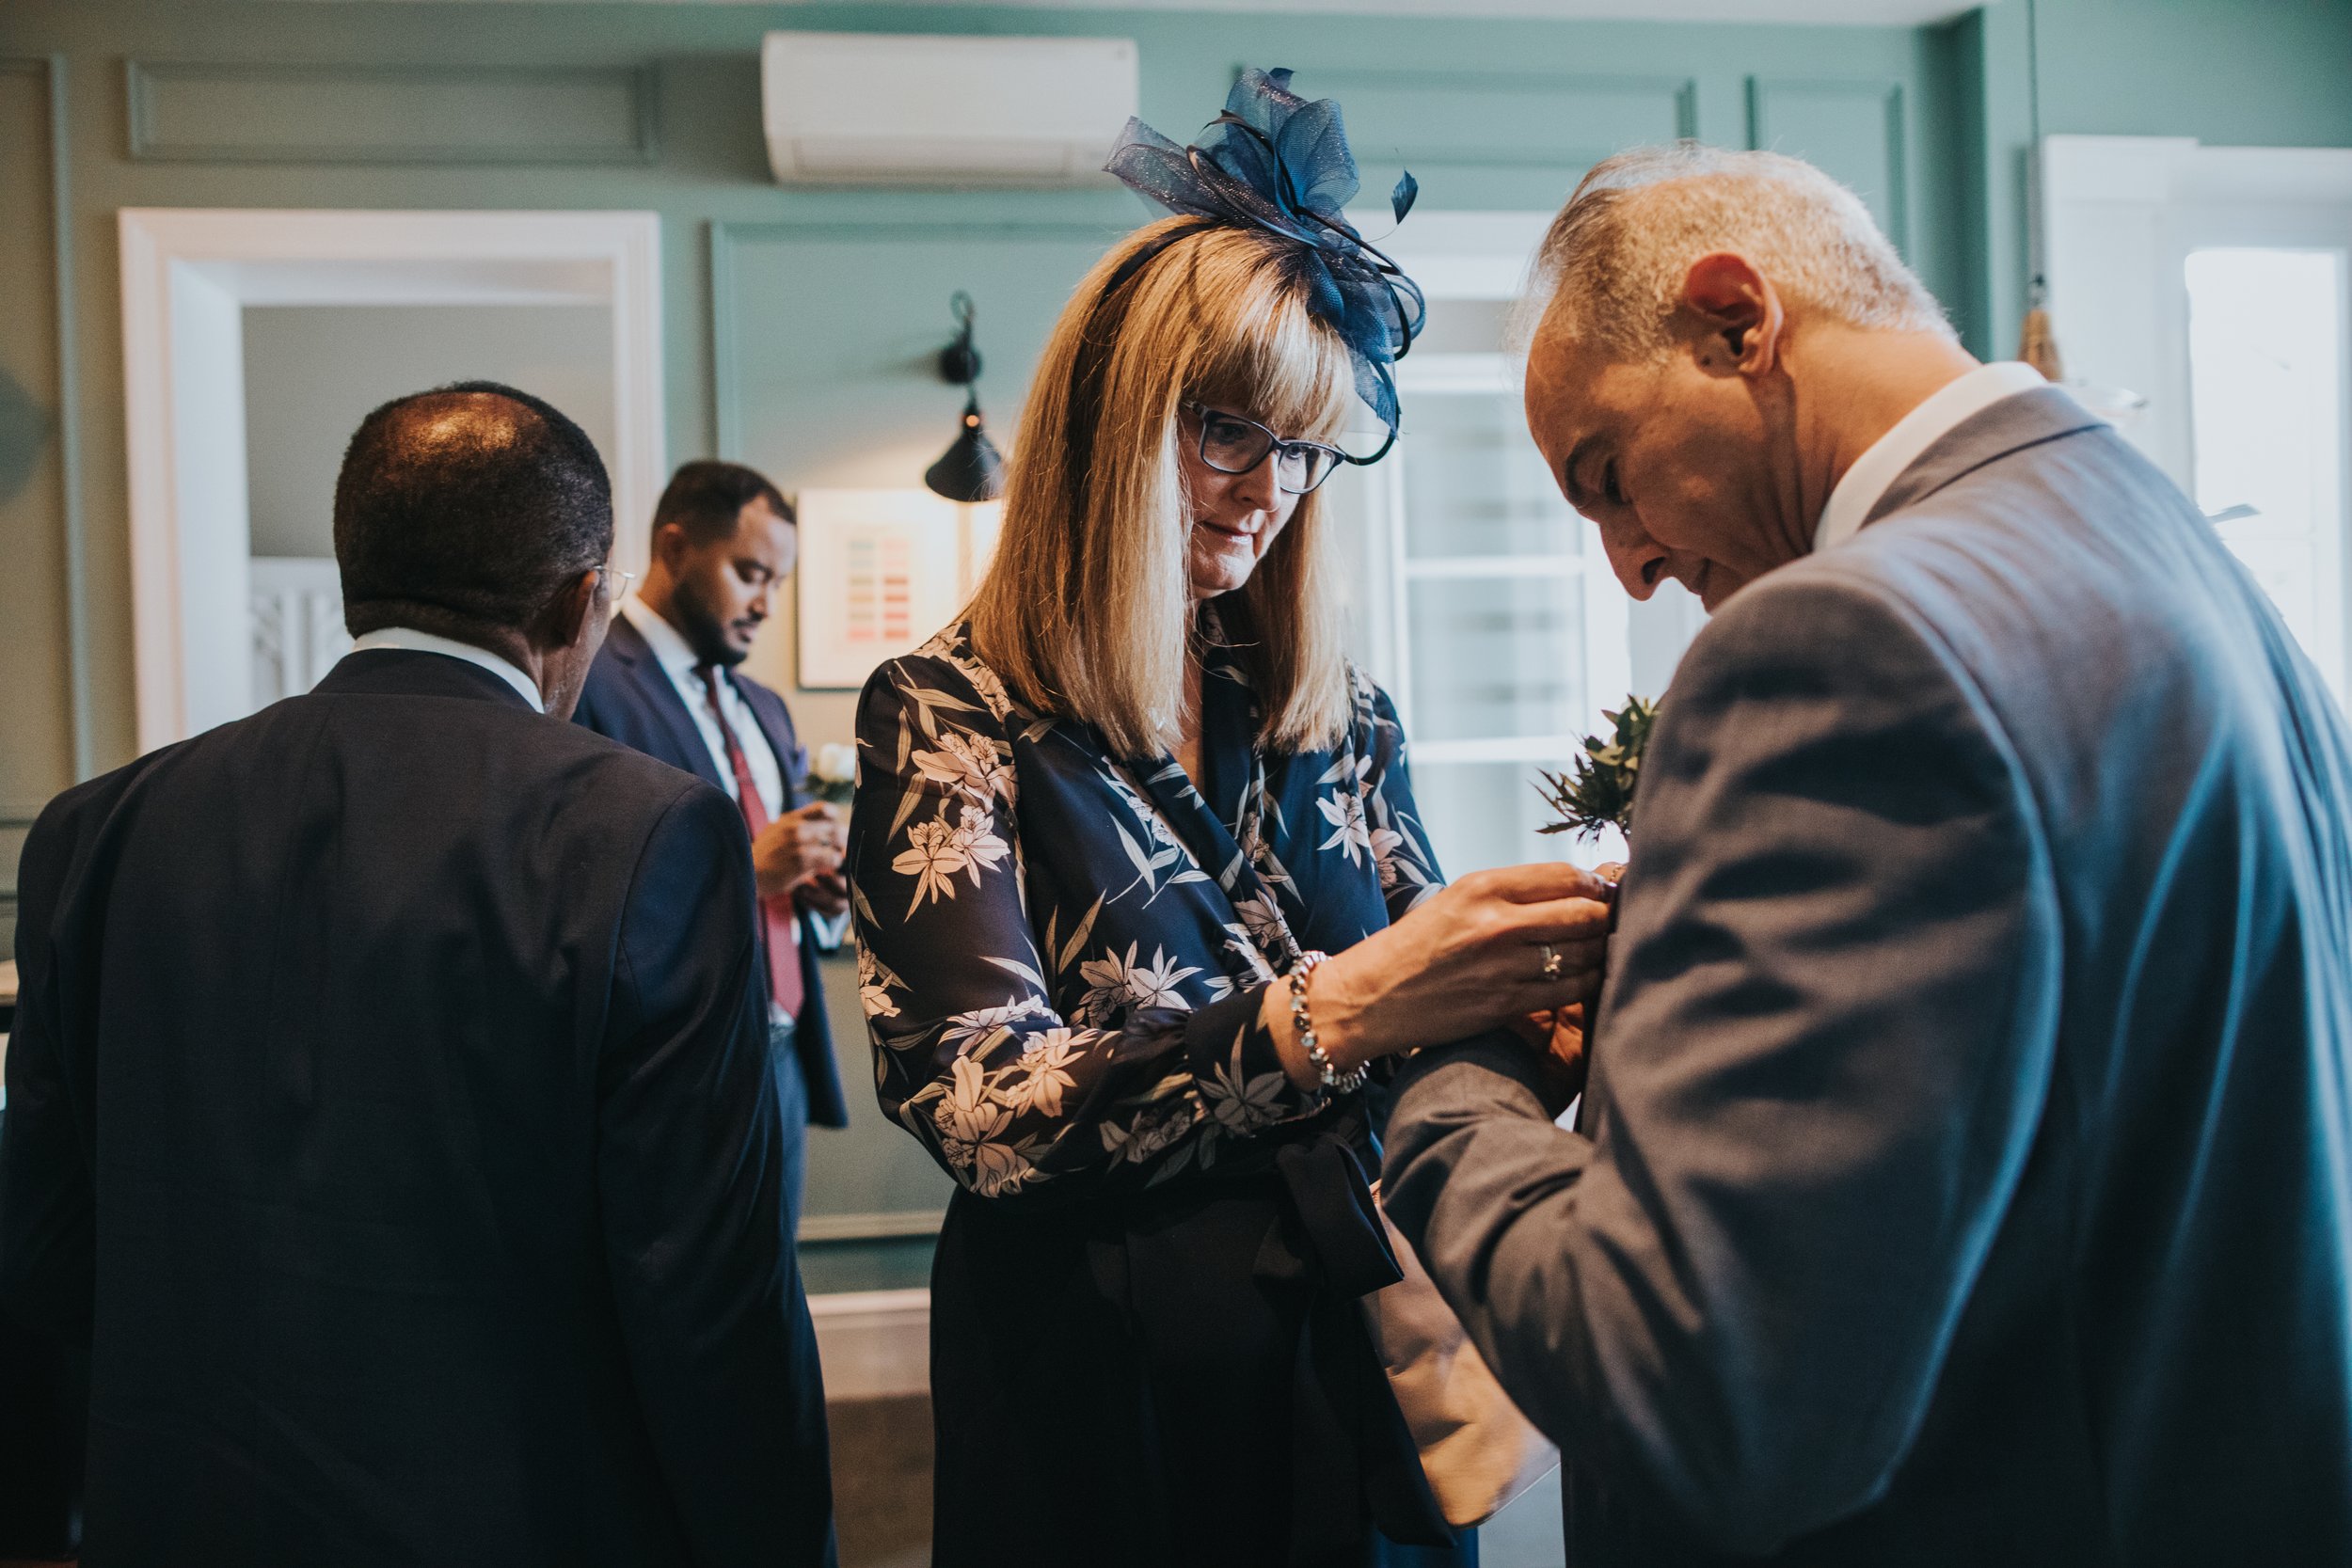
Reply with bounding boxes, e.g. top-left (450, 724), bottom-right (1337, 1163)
top-left (1679, 252), bottom-right (1784, 378)
top-left (541, 567), bottom-right (601, 656)
top-left (650, 519), bottom-right (691, 575)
